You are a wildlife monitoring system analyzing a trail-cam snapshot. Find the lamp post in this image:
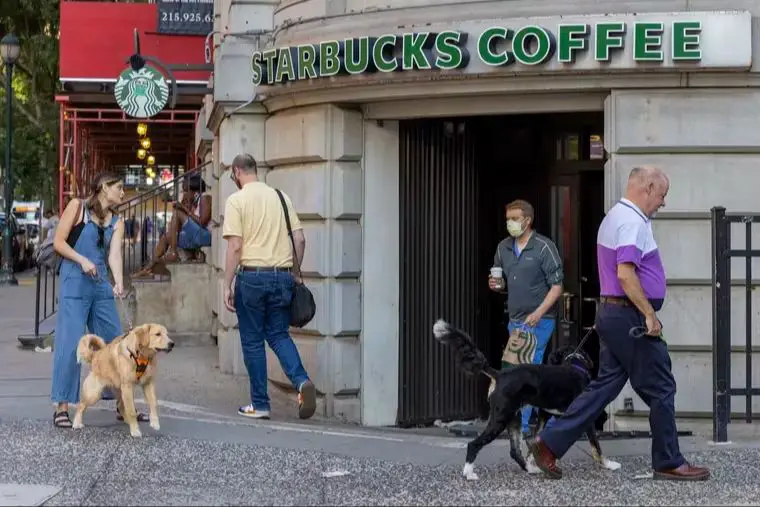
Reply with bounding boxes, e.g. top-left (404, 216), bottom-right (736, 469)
top-left (0, 34), bottom-right (20, 286)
